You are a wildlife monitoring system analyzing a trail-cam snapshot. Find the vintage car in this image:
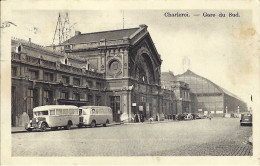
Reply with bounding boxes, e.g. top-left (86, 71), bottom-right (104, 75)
top-left (175, 114), bottom-right (186, 120)
top-left (240, 113), bottom-right (252, 126)
top-left (184, 113), bottom-right (193, 120)
top-left (191, 113), bottom-right (201, 119)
